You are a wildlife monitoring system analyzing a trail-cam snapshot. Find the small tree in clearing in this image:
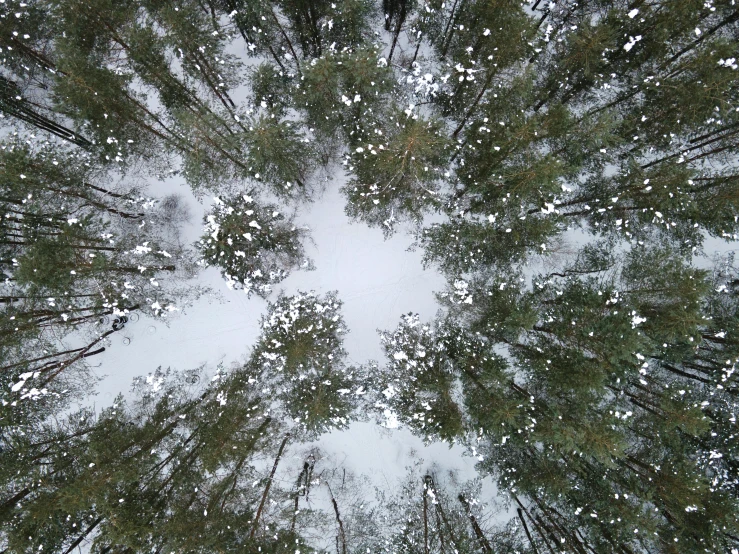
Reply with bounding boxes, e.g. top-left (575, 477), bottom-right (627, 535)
top-left (197, 194), bottom-right (310, 297)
